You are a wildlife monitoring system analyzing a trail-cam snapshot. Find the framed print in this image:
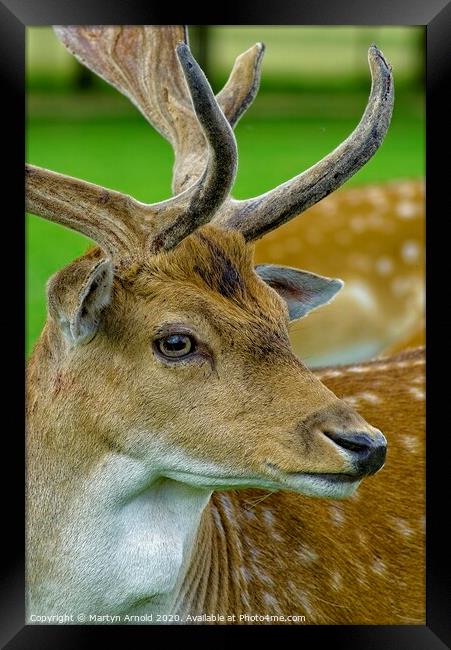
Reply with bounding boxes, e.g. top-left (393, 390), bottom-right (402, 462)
top-left (1, 0), bottom-right (449, 647)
